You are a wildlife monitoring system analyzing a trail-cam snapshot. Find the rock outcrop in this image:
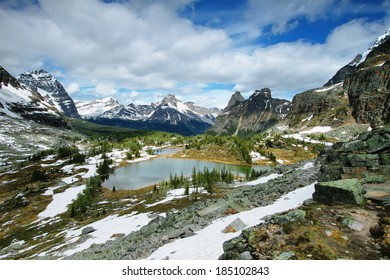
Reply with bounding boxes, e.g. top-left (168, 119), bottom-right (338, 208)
top-left (289, 83), bottom-right (352, 128)
top-left (317, 128), bottom-right (390, 183)
top-left (344, 32), bottom-right (390, 127)
top-left (313, 179), bottom-right (365, 205)
top-left (208, 88), bottom-right (291, 136)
